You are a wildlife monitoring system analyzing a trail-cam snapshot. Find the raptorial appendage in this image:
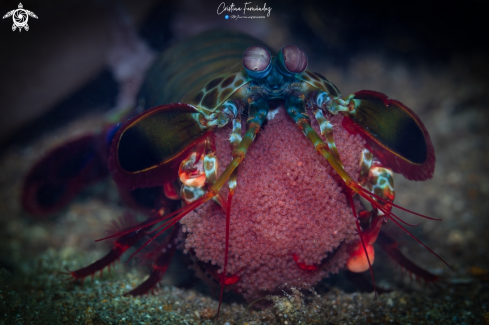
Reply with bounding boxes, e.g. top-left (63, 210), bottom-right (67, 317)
top-left (179, 152), bottom-right (207, 204)
top-left (290, 63), bottom-right (446, 287)
top-left (346, 149), bottom-right (396, 273)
